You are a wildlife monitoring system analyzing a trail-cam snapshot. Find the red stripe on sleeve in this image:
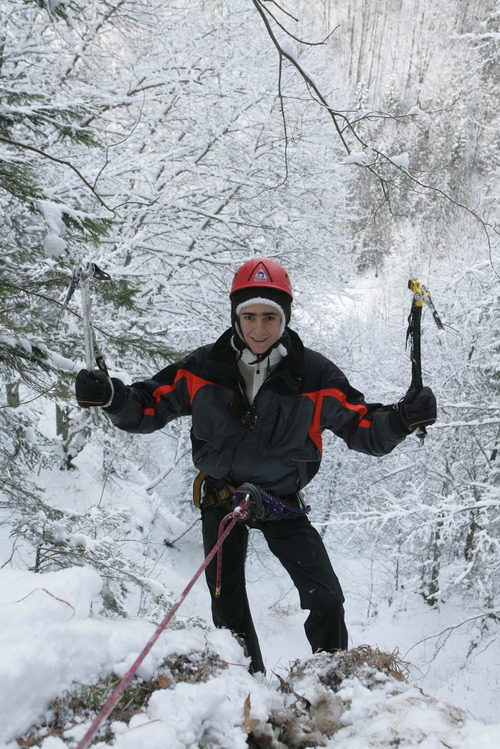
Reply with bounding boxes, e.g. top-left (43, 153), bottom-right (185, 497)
top-left (142, 369), bottom-right (213, 416)
top-left (301, 388), bottom-right (370, 455)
